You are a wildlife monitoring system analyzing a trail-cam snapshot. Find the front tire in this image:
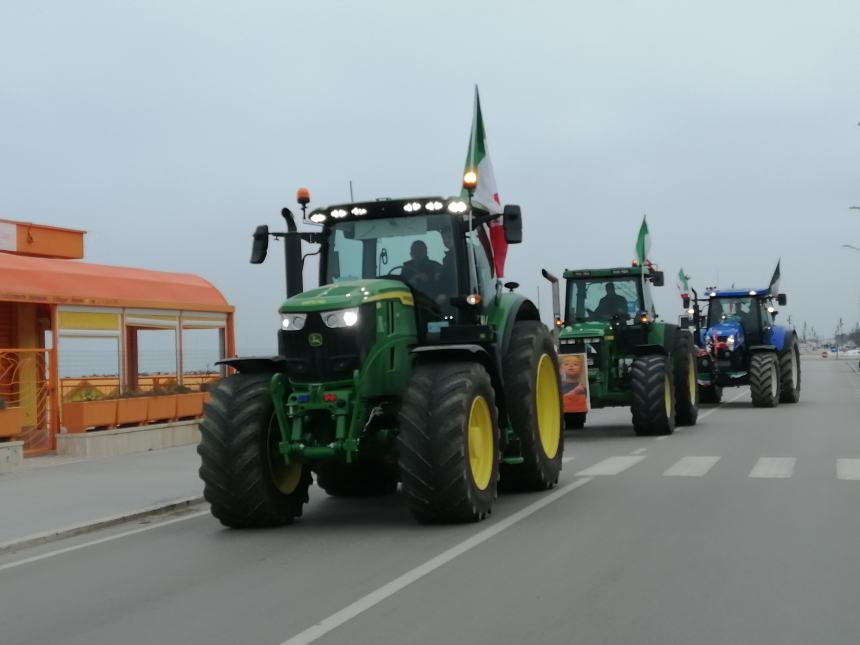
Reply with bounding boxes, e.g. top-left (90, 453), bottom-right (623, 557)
top-left (398, 361), bottom-right (499, 523)
top-left (197, 373), bottom-right (311, 528)
top-left (750, 352), bottom-right (781, 407)
top-left (673, 331), bottom-right (699, 426)
top-left (699, 384), bottom-right (723, 404)
top-left (778, 333), bottom-right (801, 403)
top-left (500, 321), bottom-right (564, 491)
top-left (631, 355), bottom-right (676, 436)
